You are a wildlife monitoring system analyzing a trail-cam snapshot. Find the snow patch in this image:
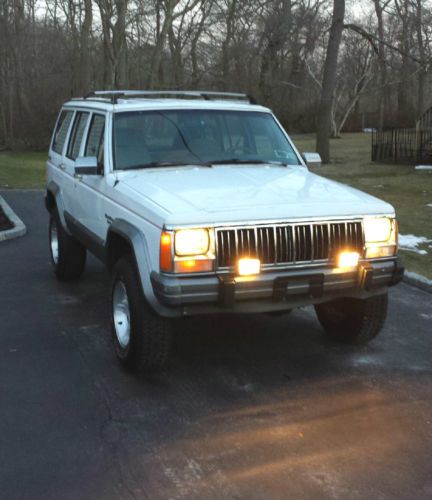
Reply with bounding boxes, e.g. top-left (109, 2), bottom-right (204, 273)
top-left (427, 204), bottom-right (432, 208)
top-left (399, 234), bottom-right (431, 255)
top-left (415, 165), bottom-right (432, 171)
